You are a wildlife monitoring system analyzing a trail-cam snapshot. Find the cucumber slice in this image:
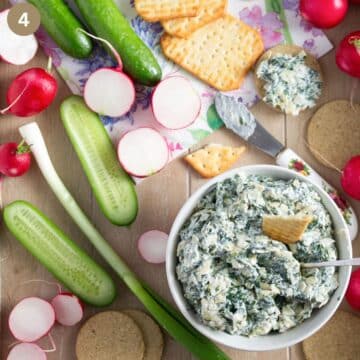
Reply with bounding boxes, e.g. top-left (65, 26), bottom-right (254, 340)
top-left (60, 96), bottom-right (138, 226)
top-left (3, 201), bottom-right (116, 307)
